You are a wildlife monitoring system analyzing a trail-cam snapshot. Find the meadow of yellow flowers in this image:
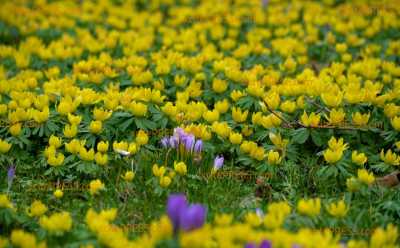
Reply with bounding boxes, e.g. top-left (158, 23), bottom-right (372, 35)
top-left (0, 0), bottom-right (400, 247)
